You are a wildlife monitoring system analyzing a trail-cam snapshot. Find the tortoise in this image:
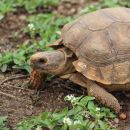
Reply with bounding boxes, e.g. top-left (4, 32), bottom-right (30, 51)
top-left (29, 7), bottom-right (130, 114)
